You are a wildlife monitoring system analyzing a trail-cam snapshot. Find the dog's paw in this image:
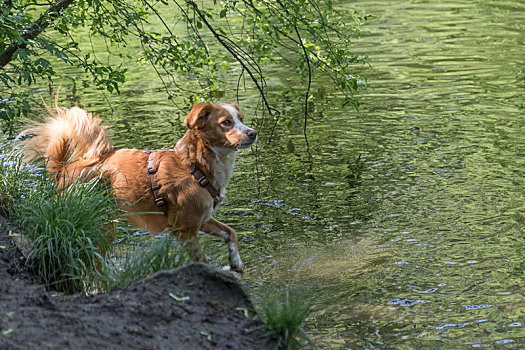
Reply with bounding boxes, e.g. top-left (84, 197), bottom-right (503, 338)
top-left (227, 242), bottom-right (244, 274)
top-left (229, 254), bottom-right (244, 274)
top-left (222, 265), bottom-right (242, 278)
